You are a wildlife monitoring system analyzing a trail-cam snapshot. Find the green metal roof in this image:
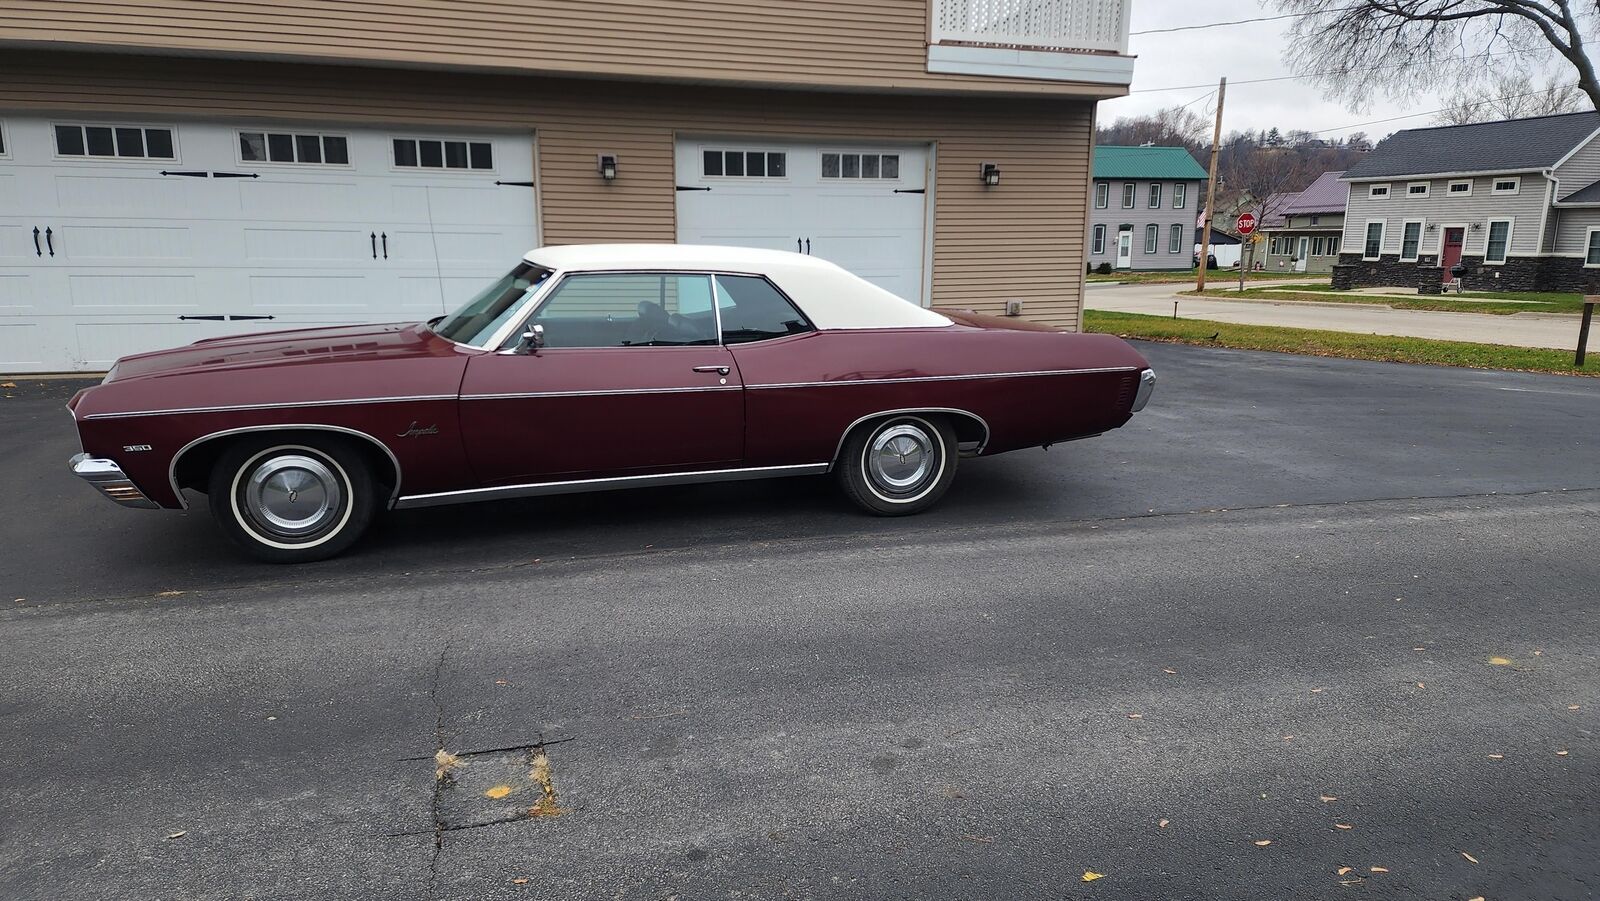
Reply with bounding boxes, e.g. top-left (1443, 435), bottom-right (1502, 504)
top-left (1093, 145), bottom-right (1209, 180)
